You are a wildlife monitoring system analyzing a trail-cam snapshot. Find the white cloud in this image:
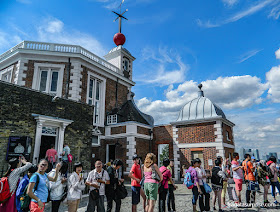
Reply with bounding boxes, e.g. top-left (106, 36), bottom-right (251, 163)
top-left (237, 49), bottom-right (262, 63)
top-left (222, 0), bottom-right (239, 7)
top-left (198, 0), bottom-right (274, 28)
top-left (45, 19), bottom-right (64, 33)
top-left (266, 65), bottom-right (280, 103)
top-left (136, 46), bottom-right (189, 86)
top-left (136, 76), bottom-right (268, 125)
top-left (37, 17), bottom-right (107, 56)
top-left (0, 31), bottom-right (22, 52)
top-left (275, 48), bottom-right (280, 59)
